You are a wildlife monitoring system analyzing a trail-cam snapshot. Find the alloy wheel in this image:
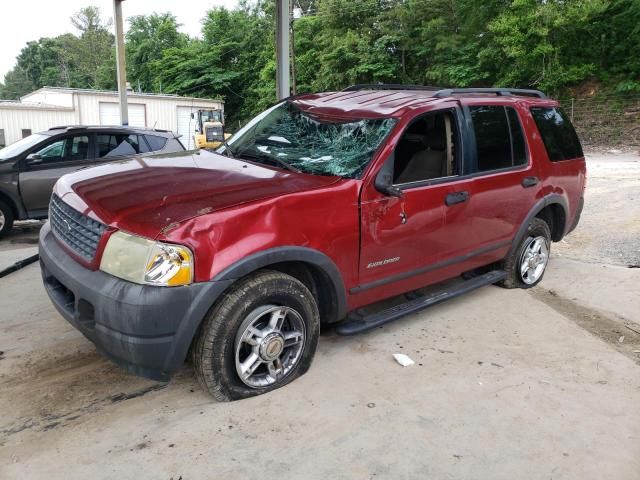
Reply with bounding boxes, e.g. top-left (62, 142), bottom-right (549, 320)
top-left (234, 305), bottom-right (306, 388)
top-left (519, 236), bottom-right (549, 285)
